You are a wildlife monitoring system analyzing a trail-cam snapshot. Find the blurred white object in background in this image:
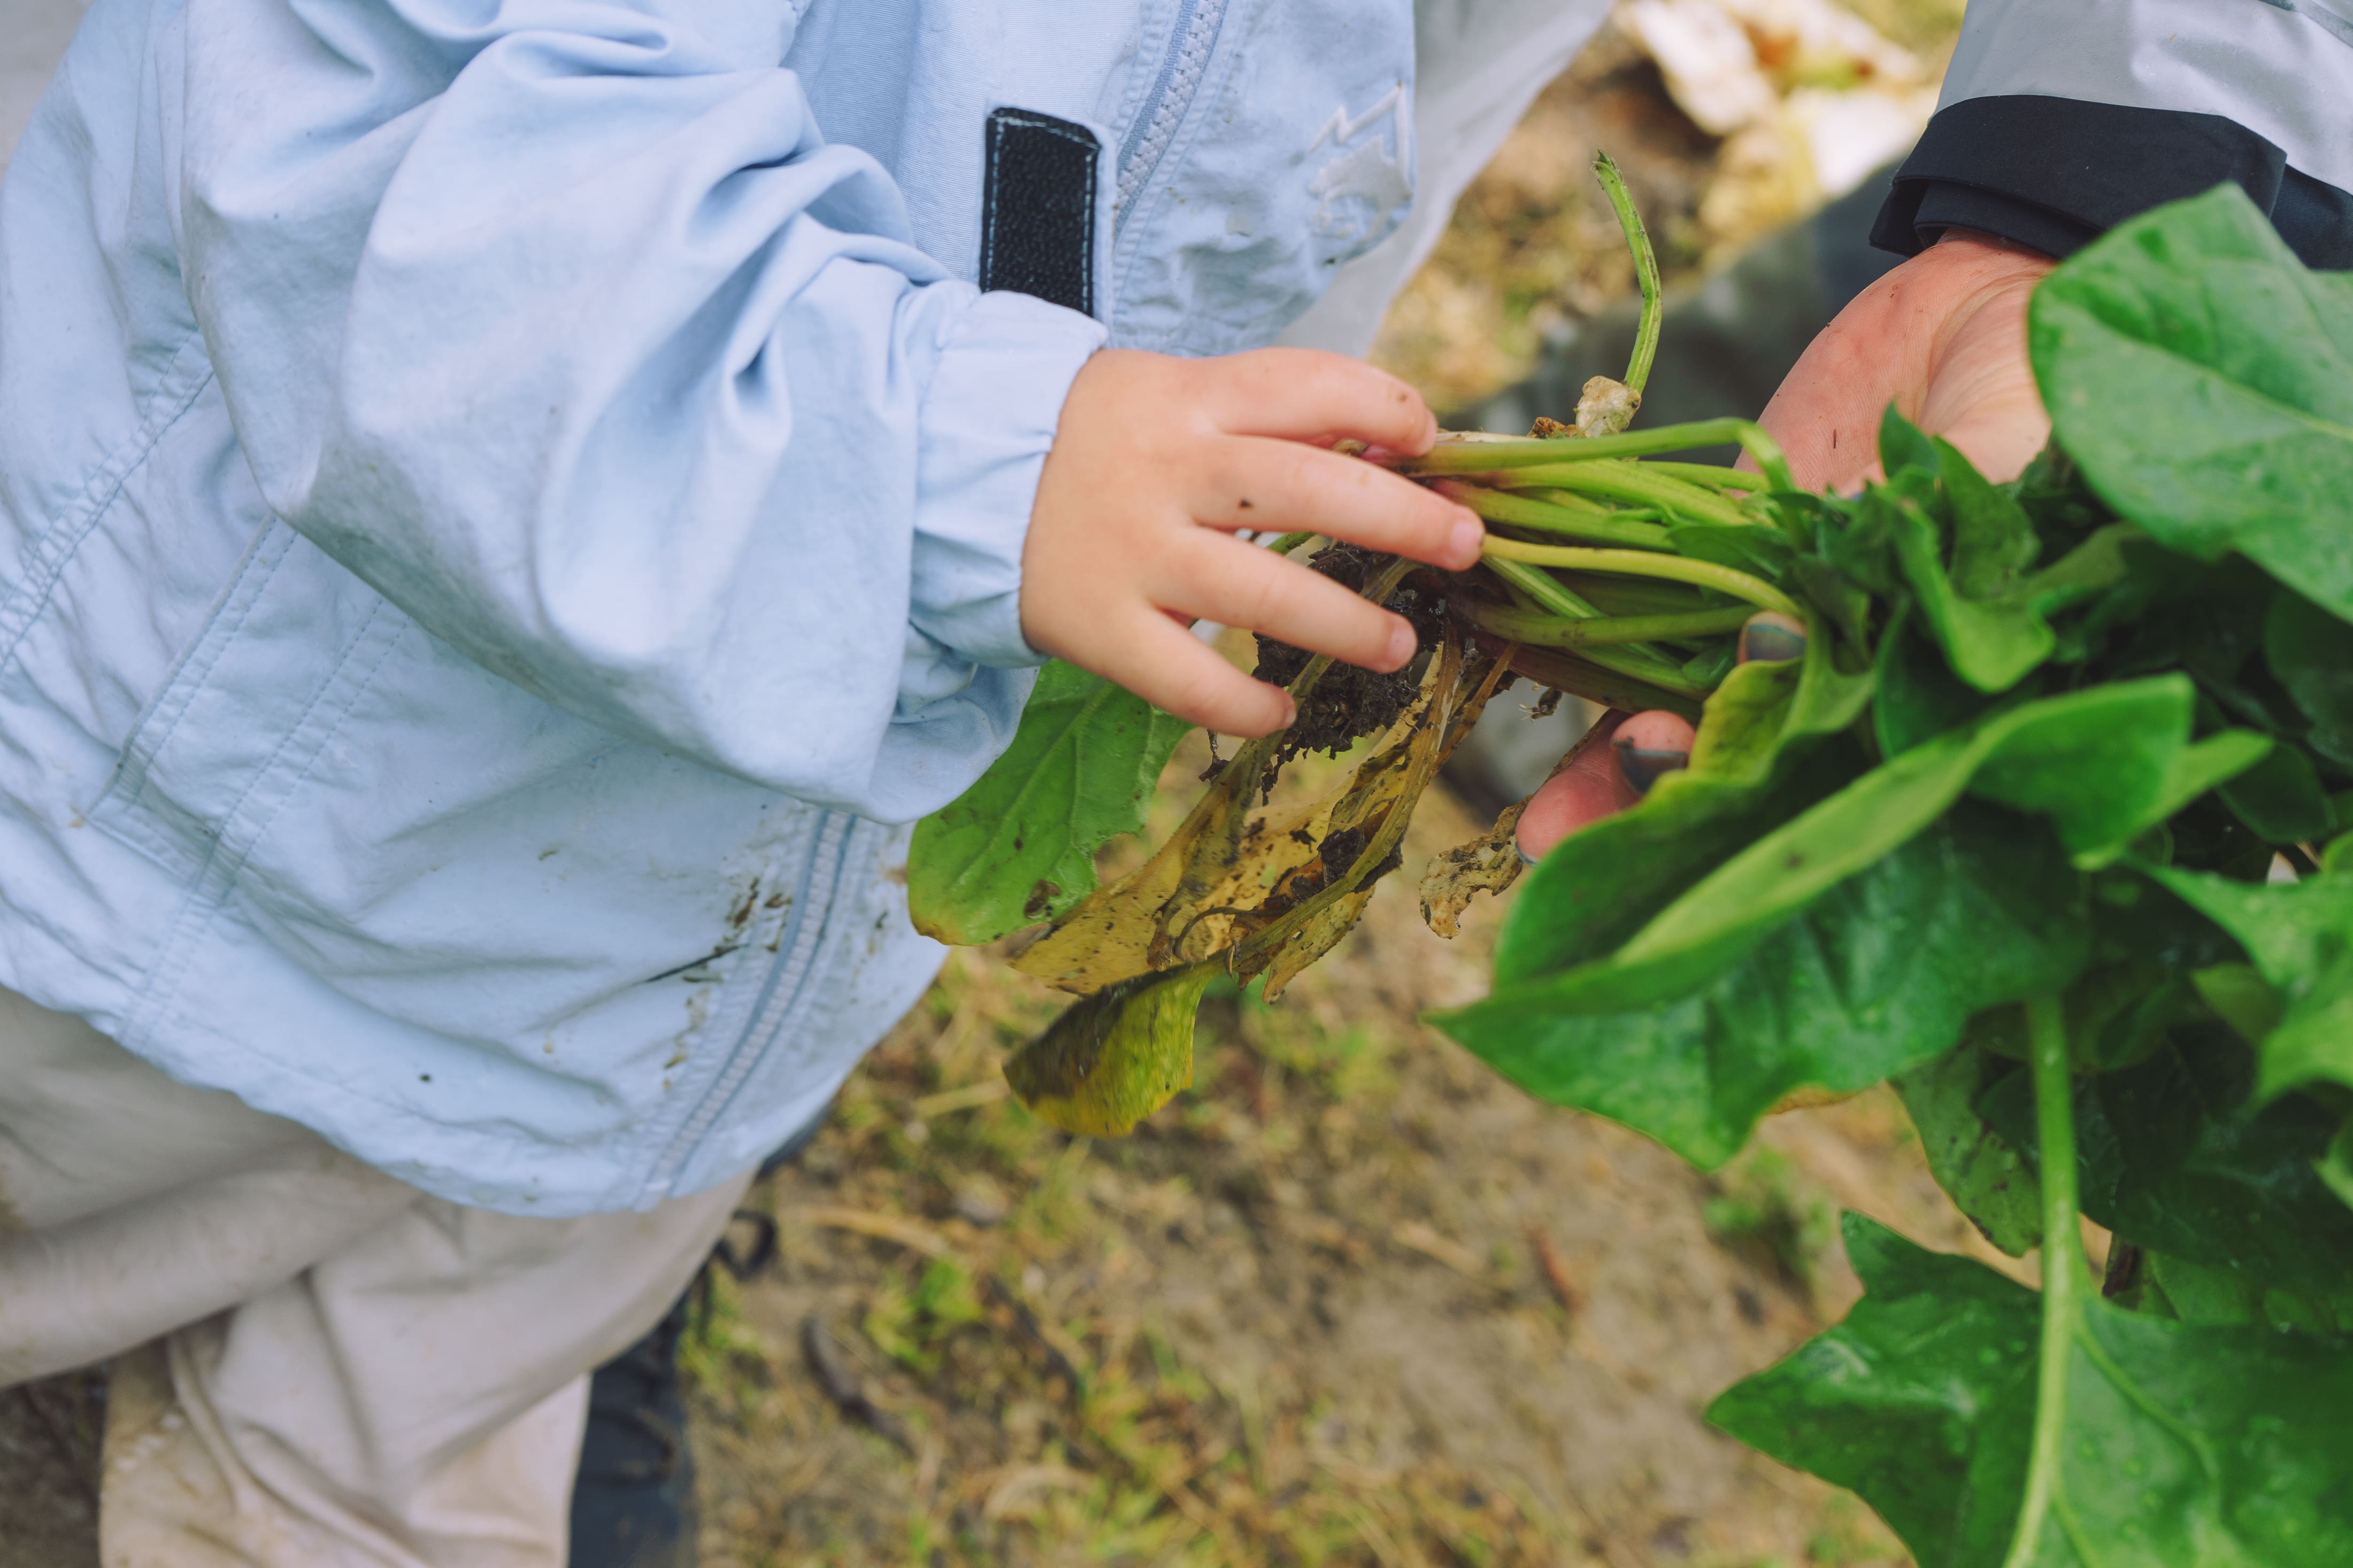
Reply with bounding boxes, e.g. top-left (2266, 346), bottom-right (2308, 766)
top-left (1616, 0), bottom-right (1781, 134)
top-left (1616, 0), bottom-right (1936, 248)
